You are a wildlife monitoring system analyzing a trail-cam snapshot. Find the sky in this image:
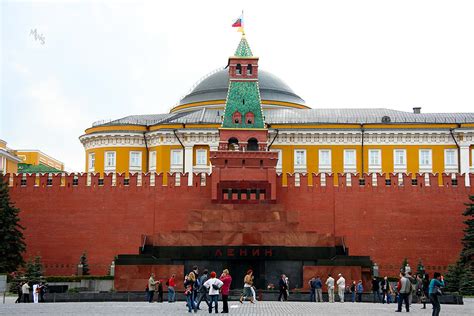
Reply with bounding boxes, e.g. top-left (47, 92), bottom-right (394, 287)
top-left (1, 0), bottom-right (474, 171)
